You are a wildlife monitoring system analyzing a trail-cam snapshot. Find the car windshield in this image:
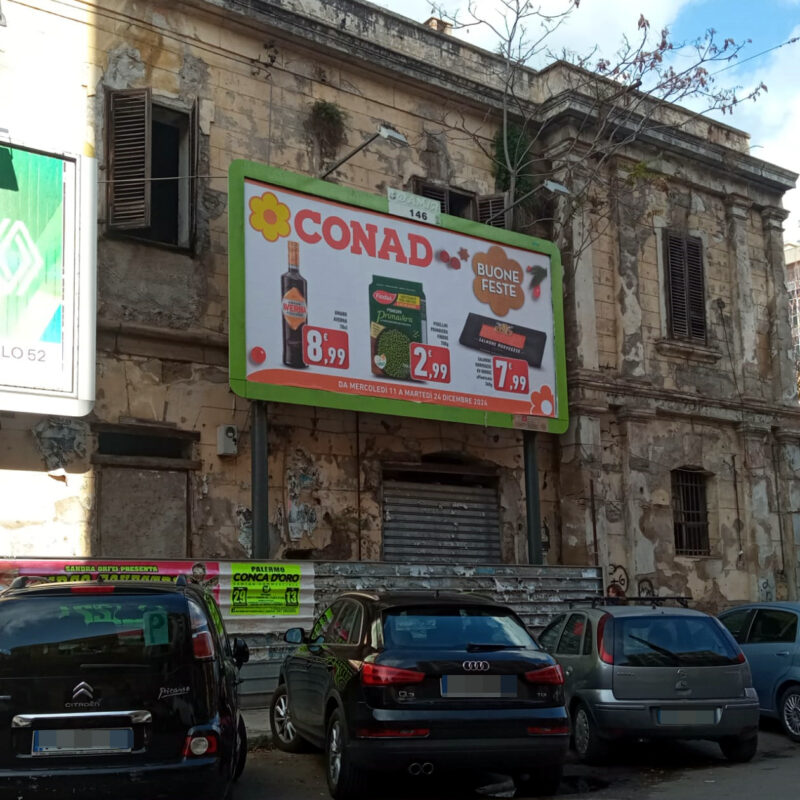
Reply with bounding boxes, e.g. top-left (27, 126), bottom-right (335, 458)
top-left (0, 593), bottom-right (190, 676)
top-left (382, 605), bottom-right (537, 650)
top-left (615, 615), bottom-right (741, 667)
